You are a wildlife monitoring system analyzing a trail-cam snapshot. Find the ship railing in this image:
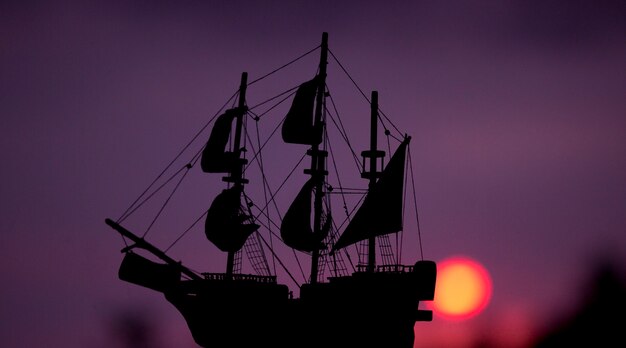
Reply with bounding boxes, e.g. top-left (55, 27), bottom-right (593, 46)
top-left (355, 264), bottom-right (414, 273)
top-left (201, 273), bottom-right (277, 283)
